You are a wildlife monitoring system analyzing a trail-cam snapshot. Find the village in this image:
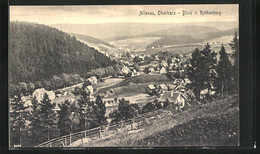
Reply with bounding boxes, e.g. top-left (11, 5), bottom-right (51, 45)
top-left (15, 48), bottom-right (217, 120)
